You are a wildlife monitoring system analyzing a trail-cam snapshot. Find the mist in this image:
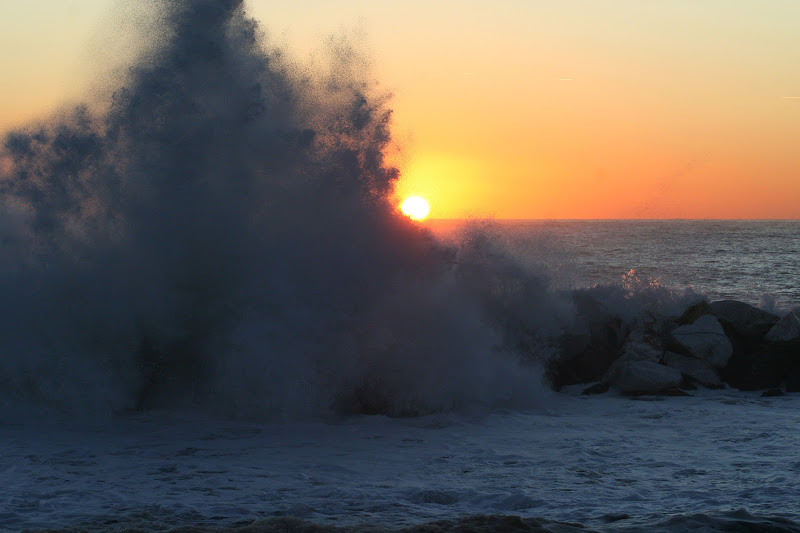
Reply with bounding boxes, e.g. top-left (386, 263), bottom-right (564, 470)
top-left (0, 0), bottom-right (583, 419)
